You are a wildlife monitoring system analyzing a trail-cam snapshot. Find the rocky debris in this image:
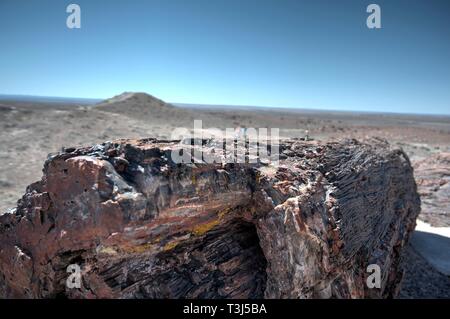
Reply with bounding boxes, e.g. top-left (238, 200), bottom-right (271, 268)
top-left (0, 104), bottom-right (16, 112)
top-left (0, 137), bottom-right (420, 298)
top-left (413, 152), bottom-right (450, 227)
top-left (398, 244), bottom-right (450, 299)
